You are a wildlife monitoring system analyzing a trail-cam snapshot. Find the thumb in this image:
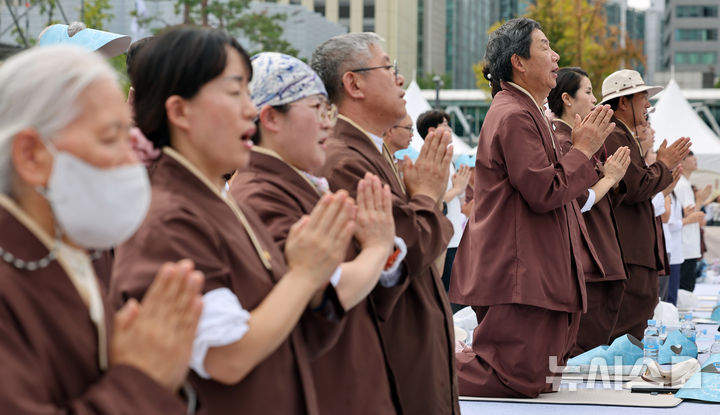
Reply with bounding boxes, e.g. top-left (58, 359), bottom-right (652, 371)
top-left (659, 139), bottom-right (668, 150)
top-left (573, 113), bottom-right (582, 129)
top-left (114, 298), bottom-right (140, 331)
